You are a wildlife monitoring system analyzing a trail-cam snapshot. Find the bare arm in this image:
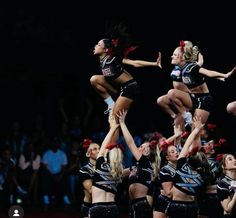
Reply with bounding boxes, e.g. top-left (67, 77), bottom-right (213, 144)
top-left (227, 101), bottom-right (236, 116)
top-left (162, 181), bottom-right (174, 198)
top-left (165, 125), bottom-right (182, 144)
top-left (199, 66), bottom-right (236, 81)
top-left (97, 117), bottom-right (120, 158)
top-left (83, 179), bottom-right (93, 195)
top-left (117, 109), bottom-right (142, 160)
top-left (221, 192), bottom-right (236, 214)
top-left (178, 116), bottom-right (204, 159)
top-left (122, 52), bottom-right (162, 68)
top-left (196, 52), bottom-right (204, 66)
